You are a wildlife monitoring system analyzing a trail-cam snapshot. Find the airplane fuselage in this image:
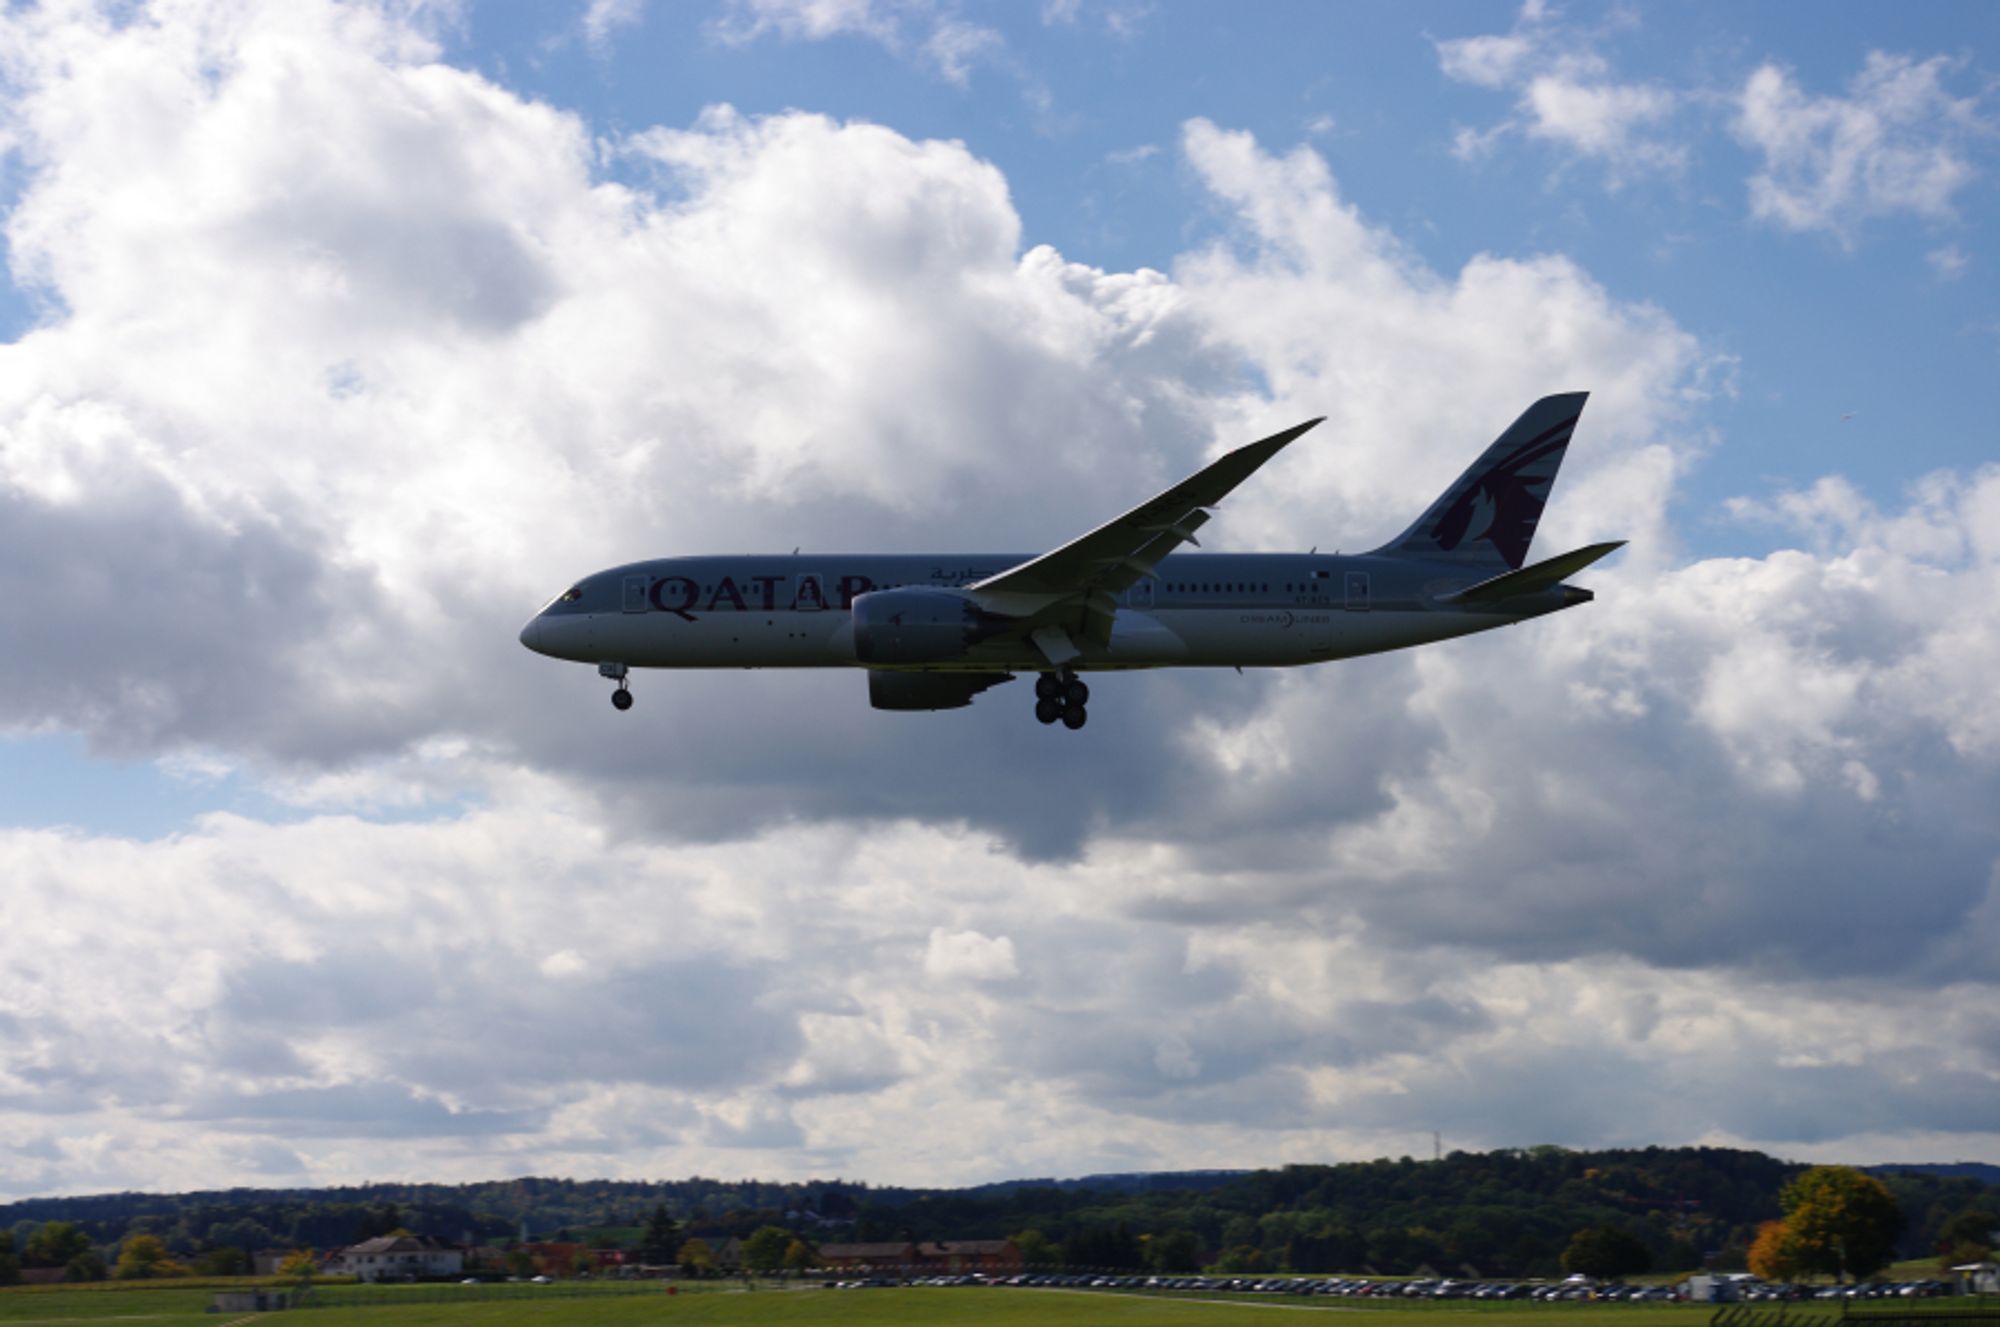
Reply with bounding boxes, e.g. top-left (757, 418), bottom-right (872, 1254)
top-left (520, 551), bottom-right (1585, 674)
top-left (519, 394), bottom-right (1617, 725)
